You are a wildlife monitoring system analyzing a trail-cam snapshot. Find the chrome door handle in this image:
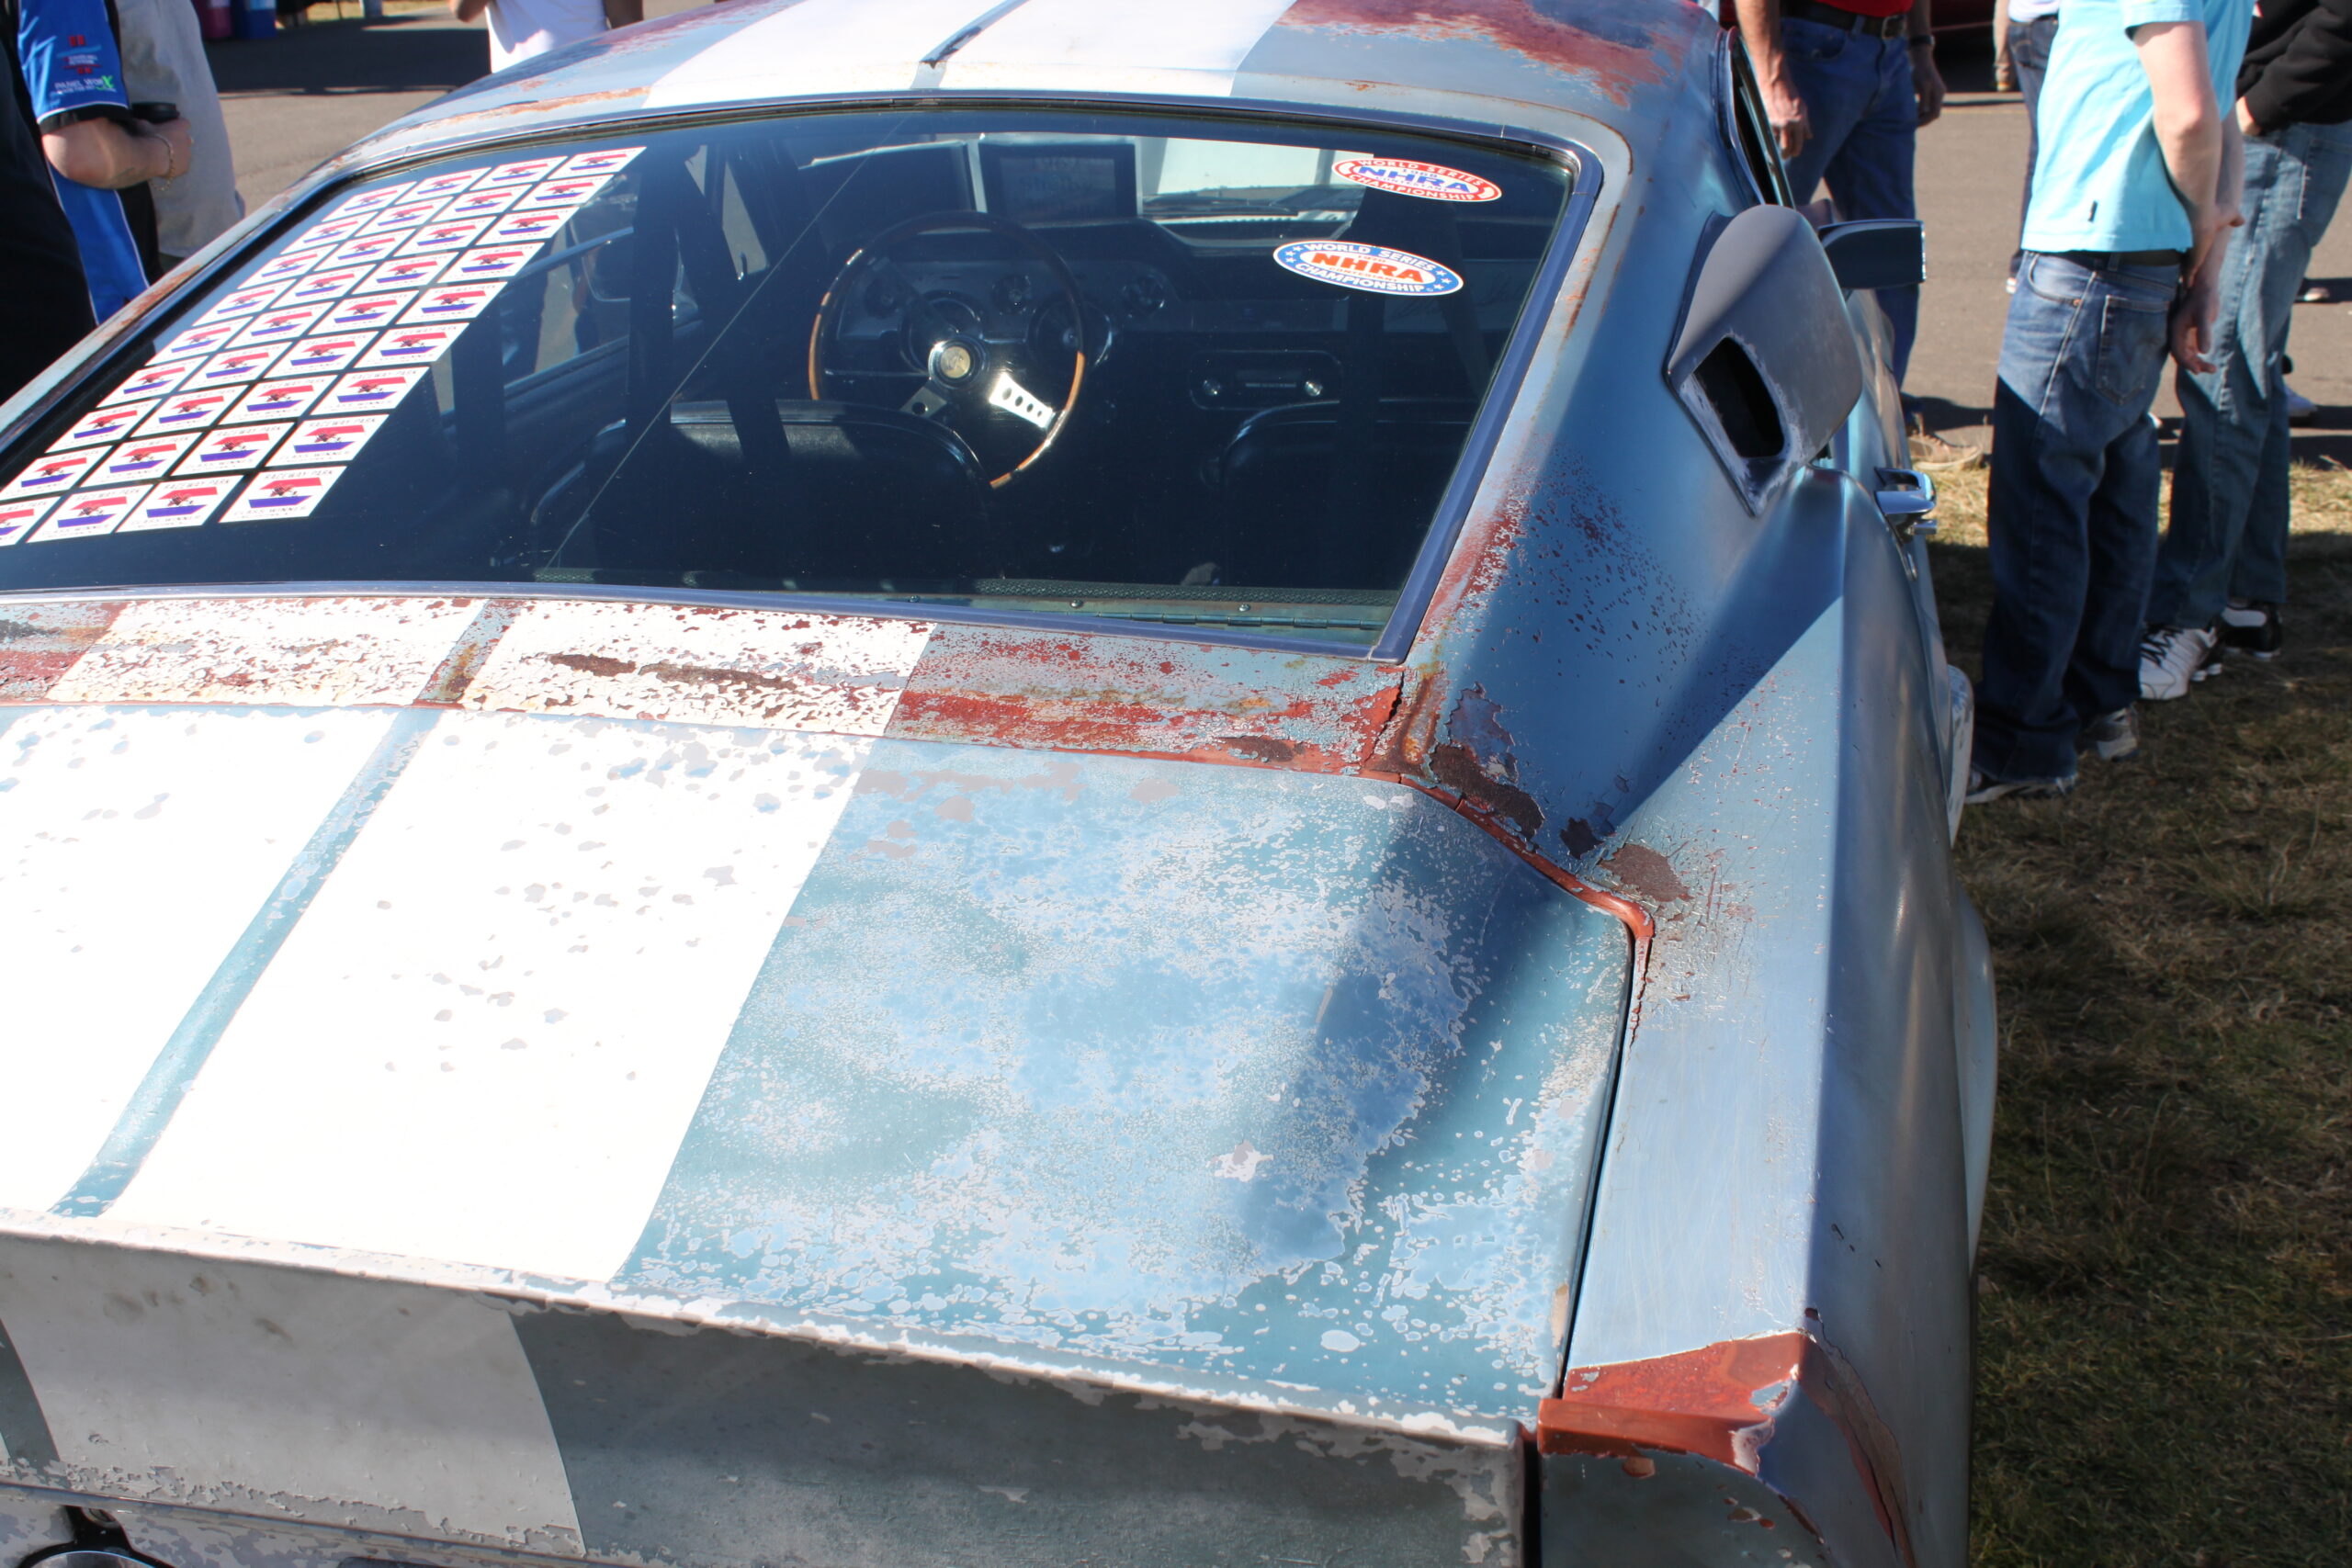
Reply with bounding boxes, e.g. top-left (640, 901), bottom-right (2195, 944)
top-left (1874, 466), bottom-right (1938, 534)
